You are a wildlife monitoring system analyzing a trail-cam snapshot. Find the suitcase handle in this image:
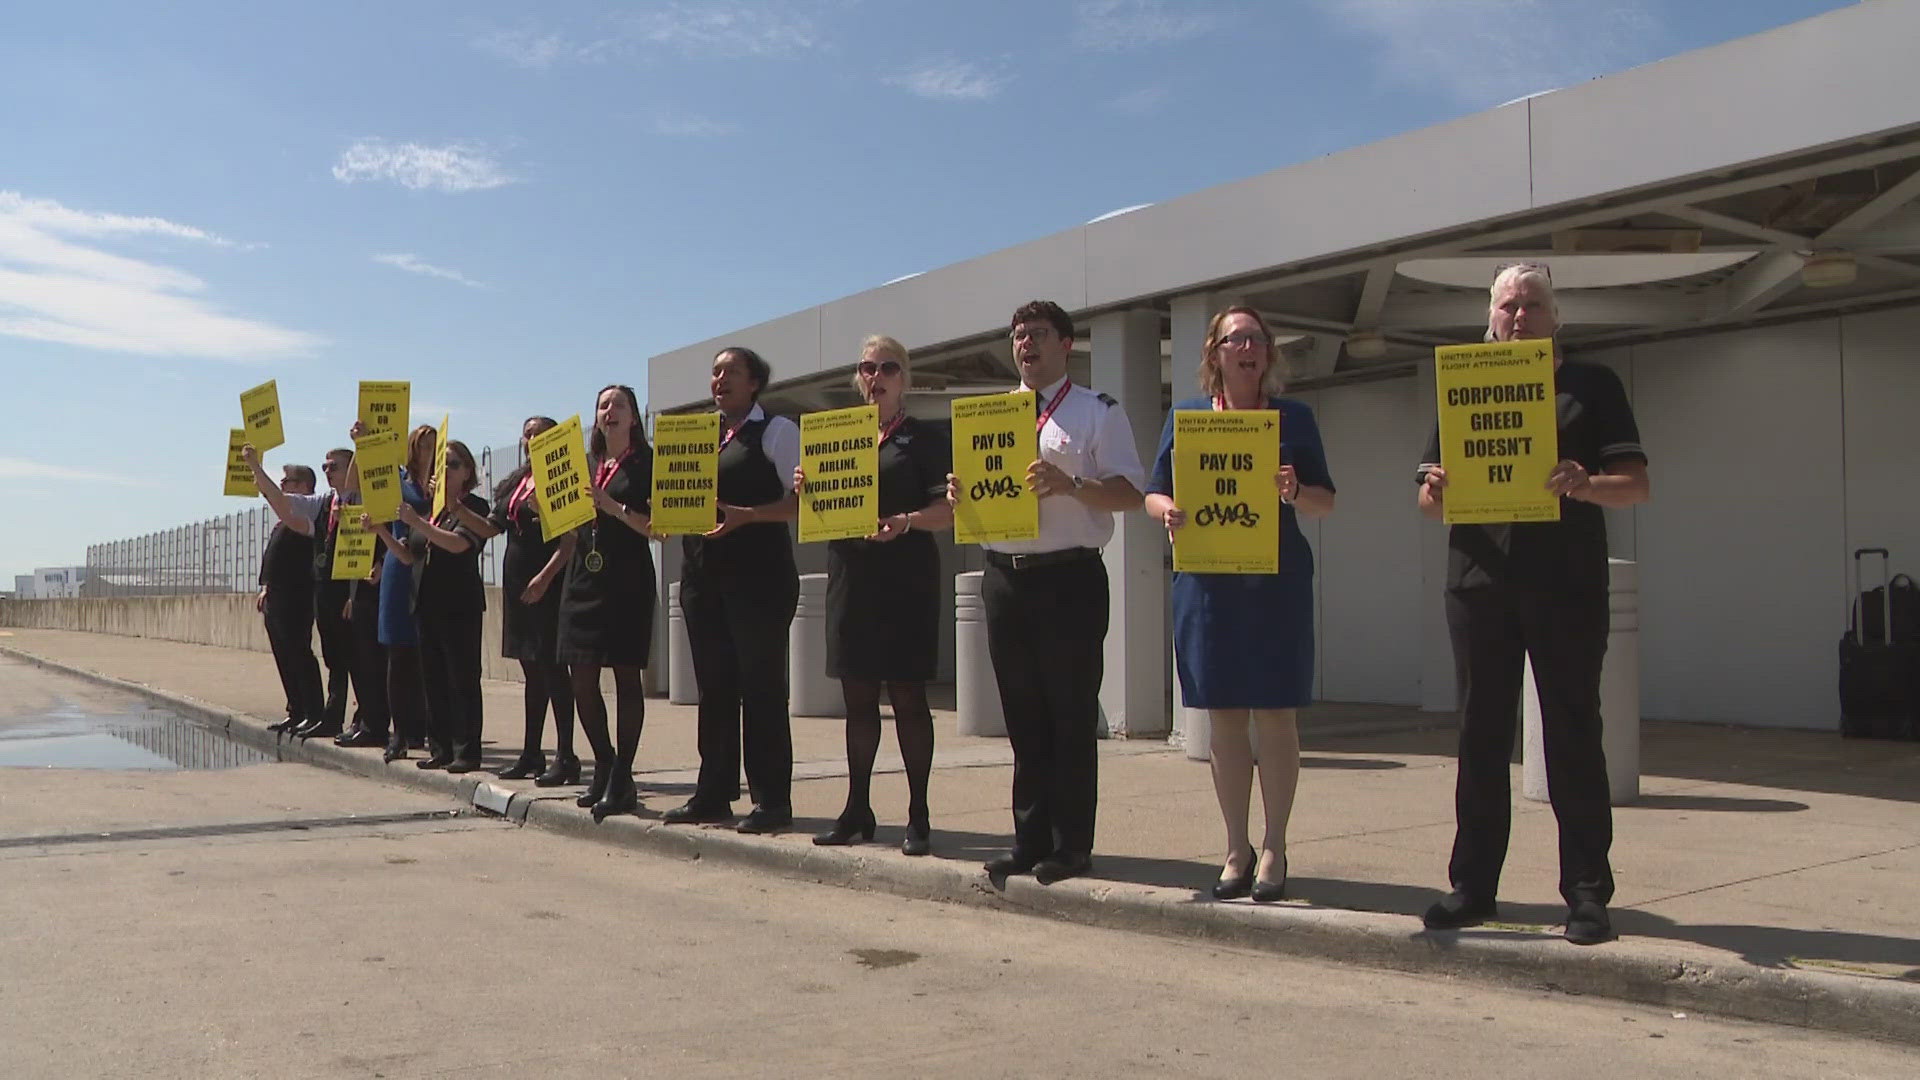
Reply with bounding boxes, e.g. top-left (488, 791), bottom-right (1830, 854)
top-left (1852, 548), bottom-right (1894, 646)
top-left (1856, 548), bottom-right (1890, 559)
